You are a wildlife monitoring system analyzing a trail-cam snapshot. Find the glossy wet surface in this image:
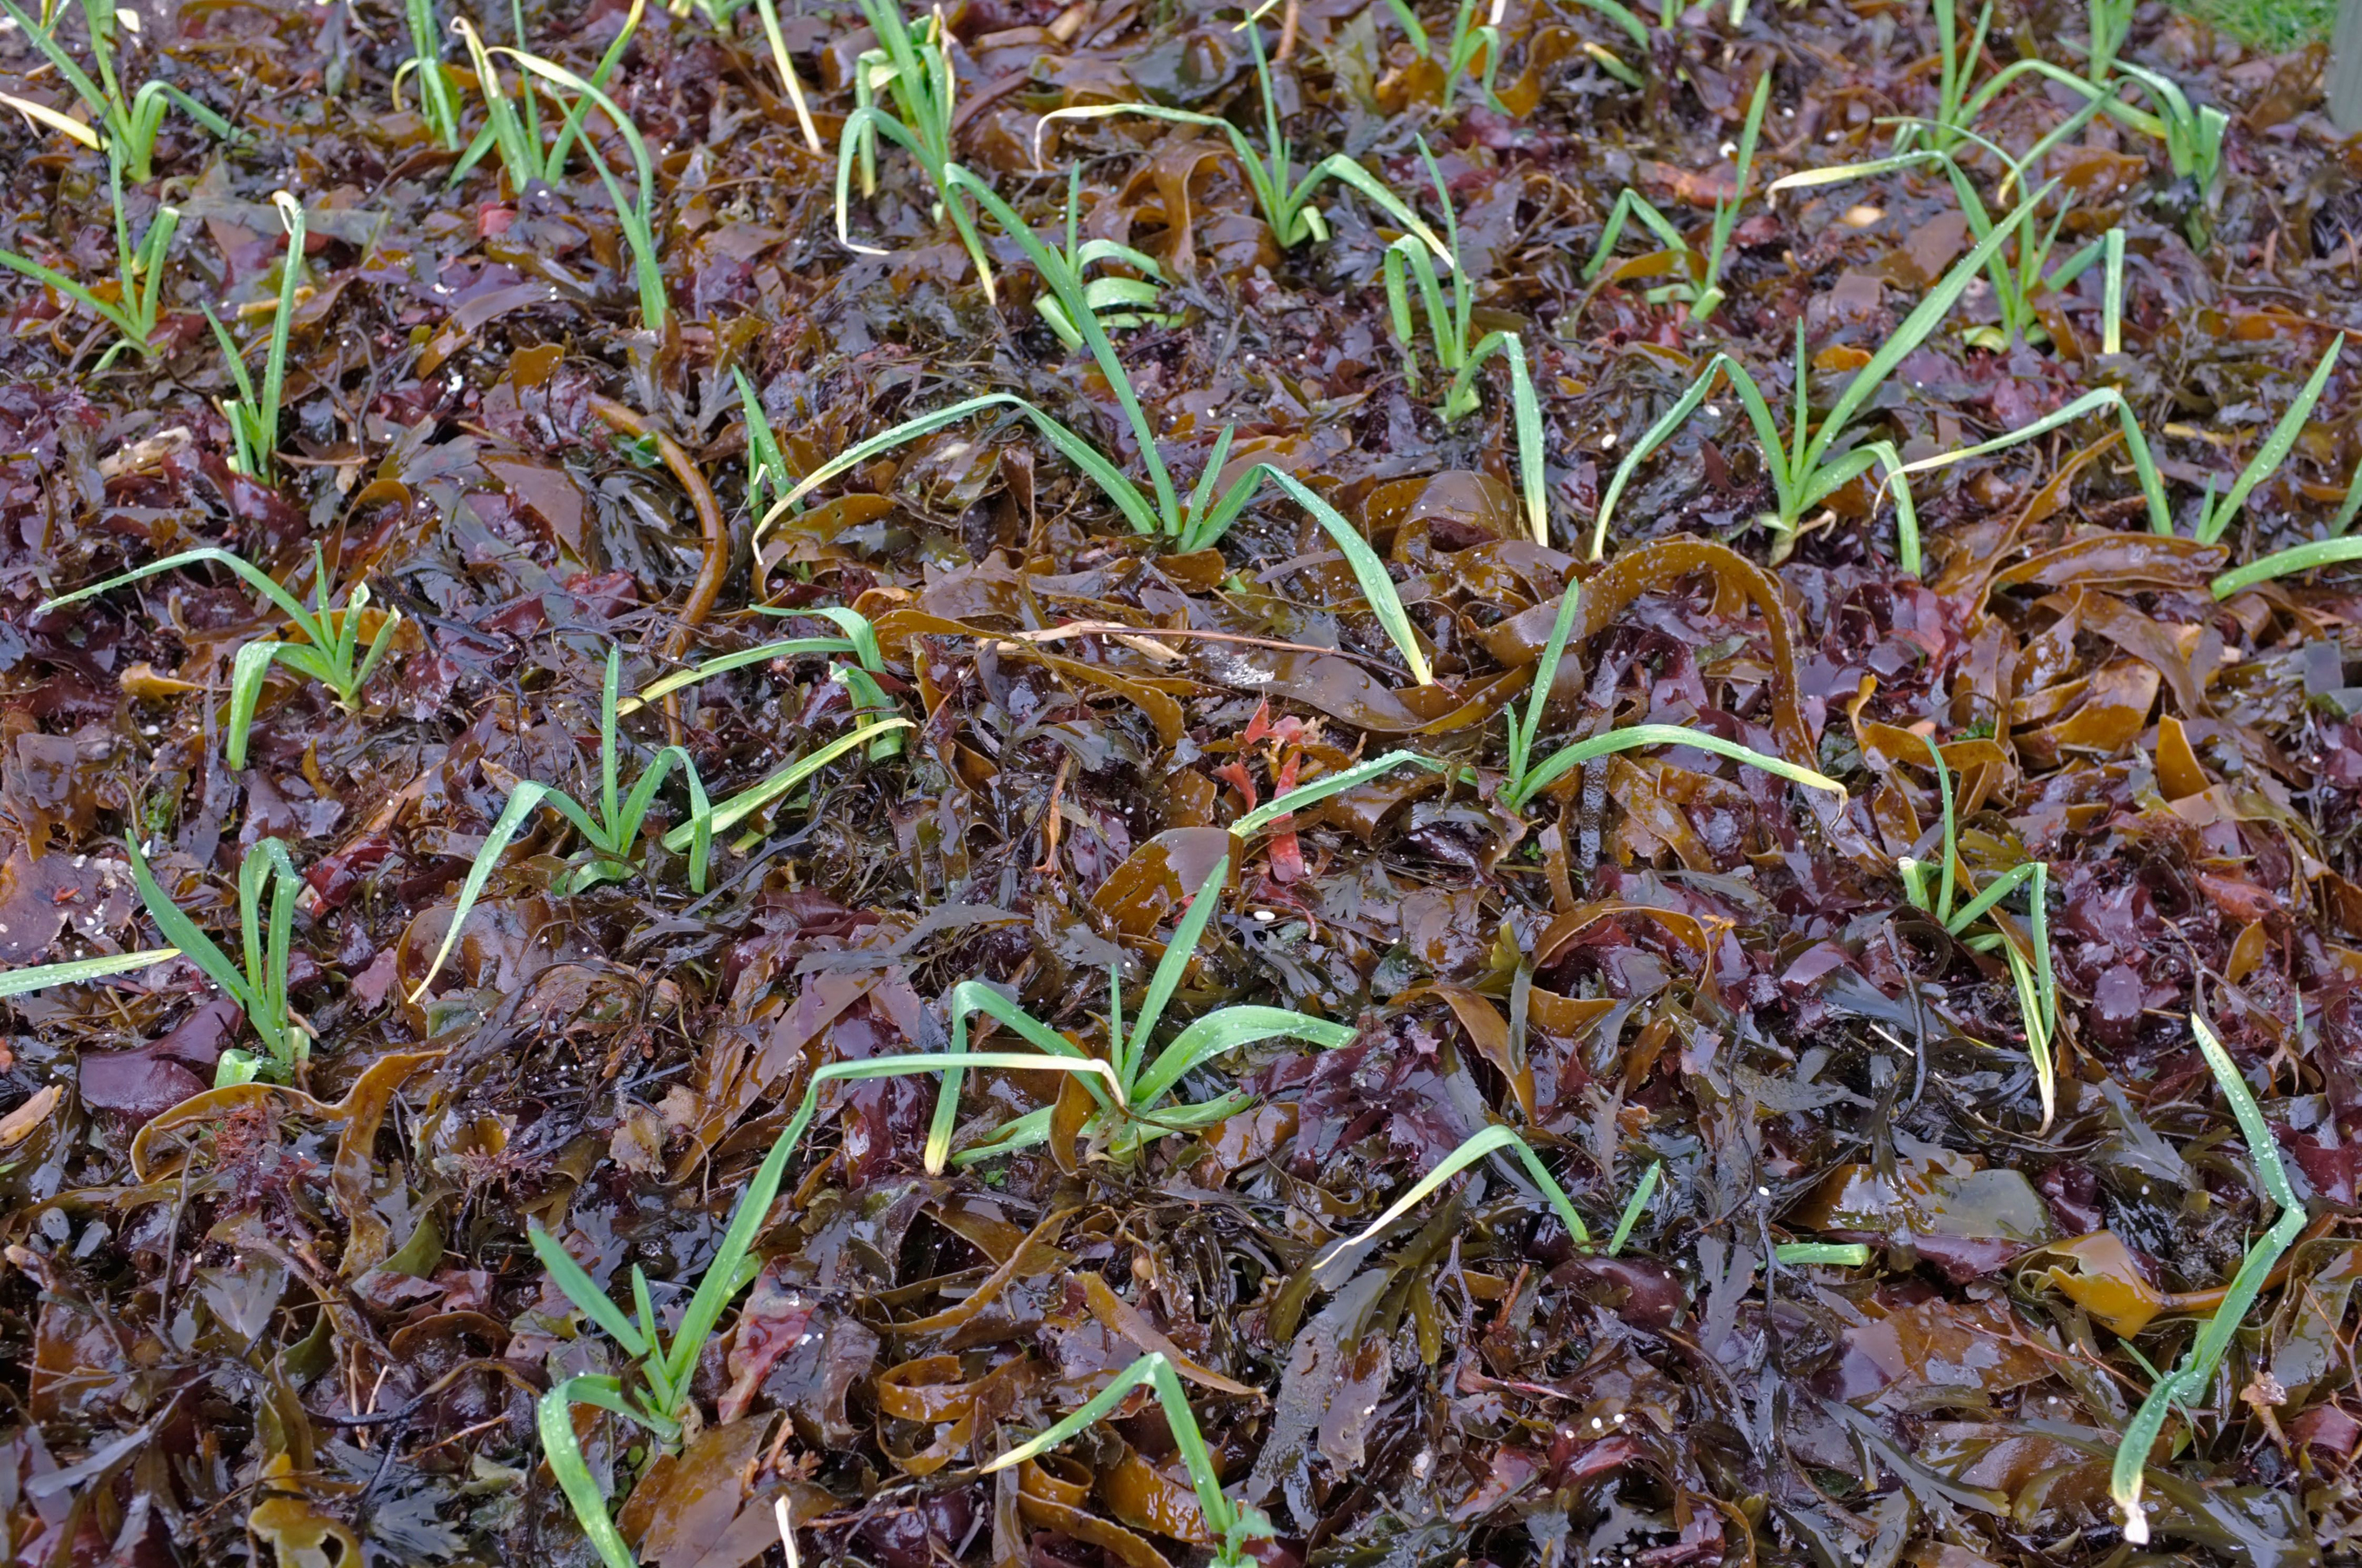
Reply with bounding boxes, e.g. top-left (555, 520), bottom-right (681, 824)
top-left (1, 0), bottom-right (2359, 1563)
